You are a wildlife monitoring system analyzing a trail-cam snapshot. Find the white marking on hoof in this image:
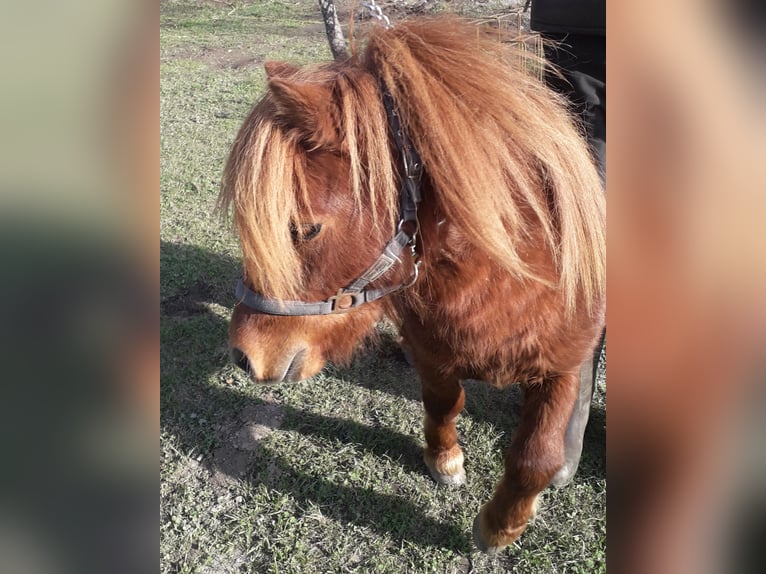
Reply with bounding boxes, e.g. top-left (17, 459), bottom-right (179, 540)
top-left (429, 465), bottom-right (466, 486)
top-left (423, 446), bottom-right (466, 486)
